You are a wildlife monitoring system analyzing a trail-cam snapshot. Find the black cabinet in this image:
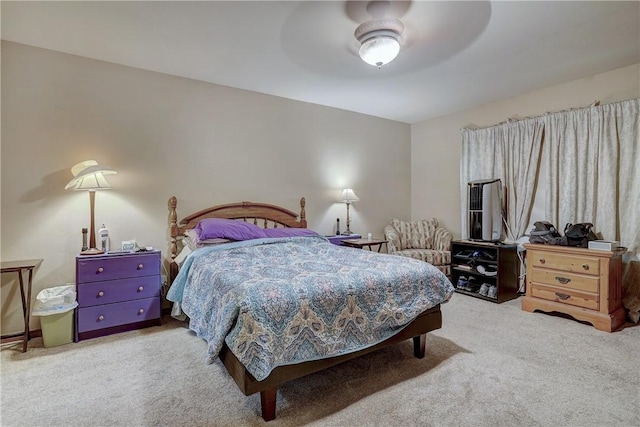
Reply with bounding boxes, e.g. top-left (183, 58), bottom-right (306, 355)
top-left (451, 240), bottom-right (519, 303)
